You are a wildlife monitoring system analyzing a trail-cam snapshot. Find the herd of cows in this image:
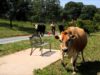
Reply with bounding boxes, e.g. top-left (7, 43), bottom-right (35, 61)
top-left (34, 23), bottom-right (64, 36)
top-left (34, 23), bottom-right (88, 74)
